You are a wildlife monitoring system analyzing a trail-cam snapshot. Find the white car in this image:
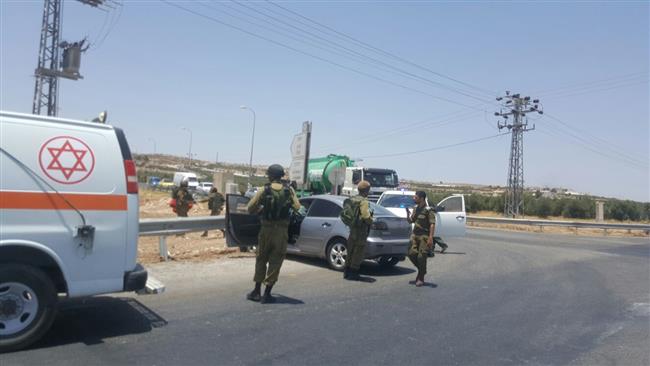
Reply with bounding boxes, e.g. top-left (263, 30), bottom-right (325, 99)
top-left (197, 182), bottom-right (213, 194)
top-left (377, 190), bottom-right (467, 238)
